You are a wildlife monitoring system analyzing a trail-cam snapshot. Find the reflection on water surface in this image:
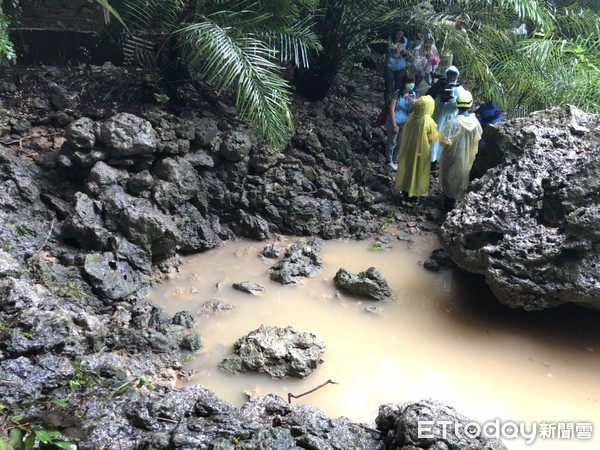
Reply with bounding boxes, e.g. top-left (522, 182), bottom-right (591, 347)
top-left (147, 235), bottom-right (600, 450)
